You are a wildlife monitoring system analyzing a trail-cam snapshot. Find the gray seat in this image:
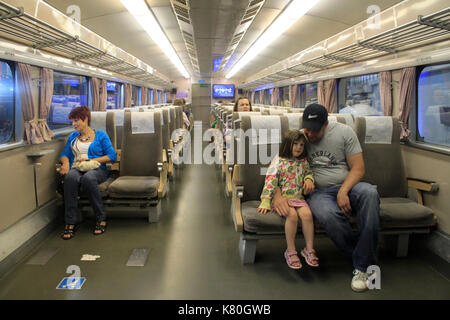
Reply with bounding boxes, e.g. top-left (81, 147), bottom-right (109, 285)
top-left (106, 111), bottom-right (167, 222)
top-left (91, 111), bottom-right (117, 149)
top-left (354, 116), bottom-right (437, 255)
